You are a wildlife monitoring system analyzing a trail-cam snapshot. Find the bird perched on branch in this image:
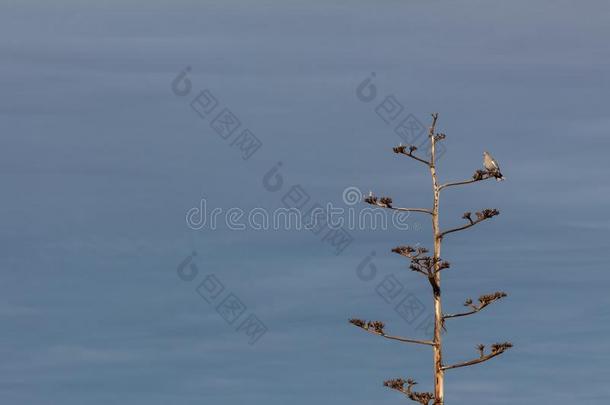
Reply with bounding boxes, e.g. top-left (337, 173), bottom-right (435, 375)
top-left (483, 151), bottom-right (505, 181)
